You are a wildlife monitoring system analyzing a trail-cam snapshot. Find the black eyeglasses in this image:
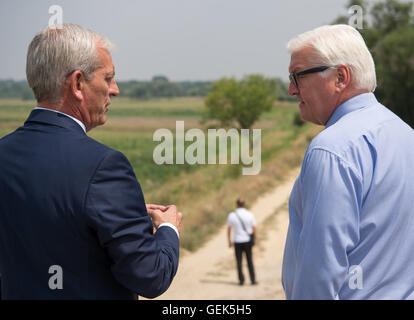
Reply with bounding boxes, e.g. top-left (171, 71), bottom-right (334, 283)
top-left (289, 66), bottom-right (336, 89)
